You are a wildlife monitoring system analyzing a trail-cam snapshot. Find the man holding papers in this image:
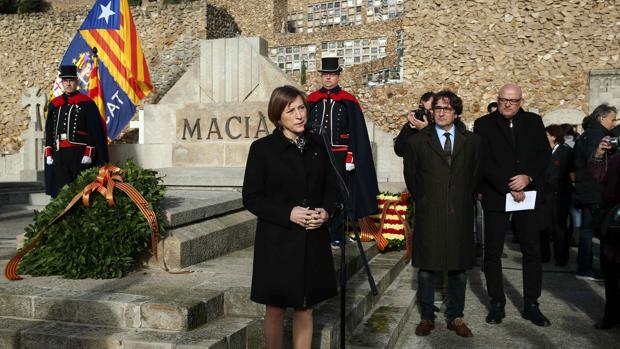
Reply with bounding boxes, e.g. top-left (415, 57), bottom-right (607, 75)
top-left (474, 83), bottom-right (552, 327)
